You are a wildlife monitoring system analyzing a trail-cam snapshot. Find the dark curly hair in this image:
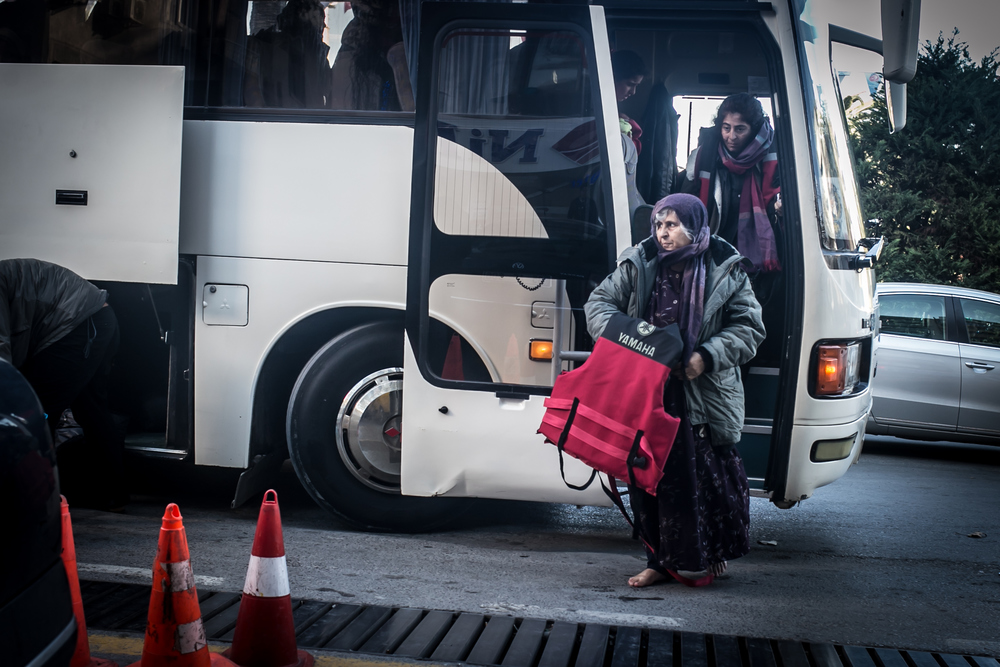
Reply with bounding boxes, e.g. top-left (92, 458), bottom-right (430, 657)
top-left (611, 50), bottom-right (647, 82)
top-left (714, 92), bottom-right (765, 136)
